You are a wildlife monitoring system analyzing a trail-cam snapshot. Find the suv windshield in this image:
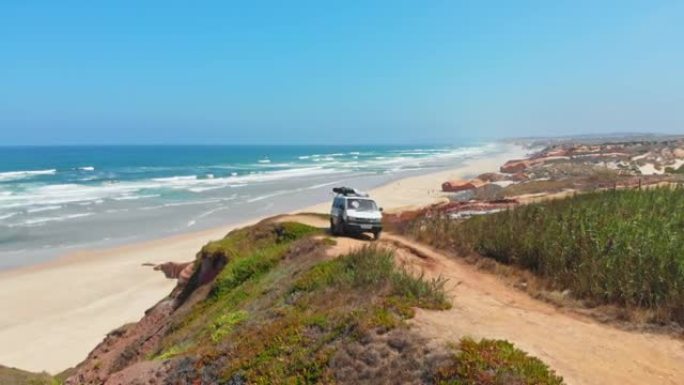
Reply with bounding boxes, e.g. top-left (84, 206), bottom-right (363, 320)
top-left (346, 198), bottom-right (377, 212)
